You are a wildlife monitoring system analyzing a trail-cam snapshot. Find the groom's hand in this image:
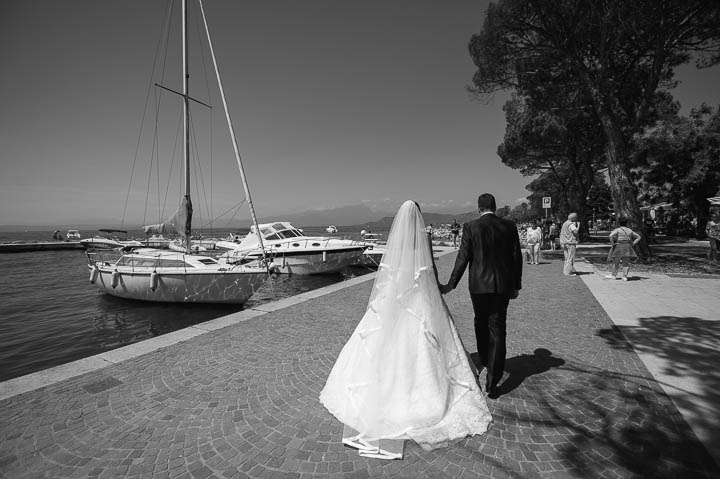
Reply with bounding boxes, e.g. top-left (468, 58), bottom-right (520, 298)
top-left (439, 283), bottom-right (452, 295)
